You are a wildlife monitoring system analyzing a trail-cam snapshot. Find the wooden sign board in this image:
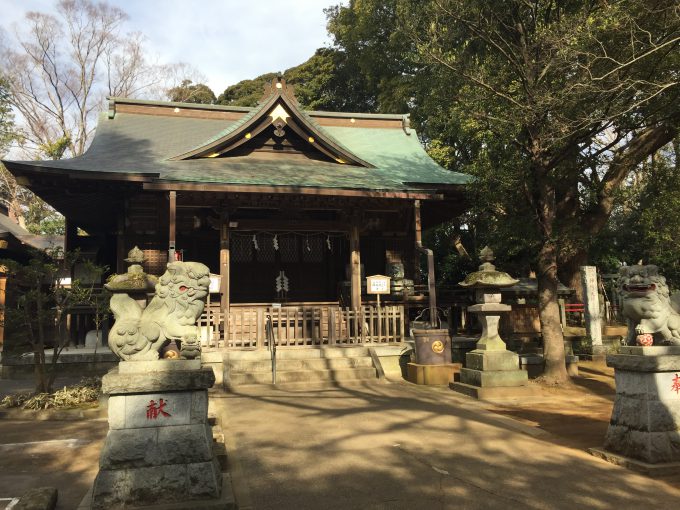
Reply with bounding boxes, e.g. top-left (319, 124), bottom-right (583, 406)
top-left (367, 274), bottom-right (391, 295)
